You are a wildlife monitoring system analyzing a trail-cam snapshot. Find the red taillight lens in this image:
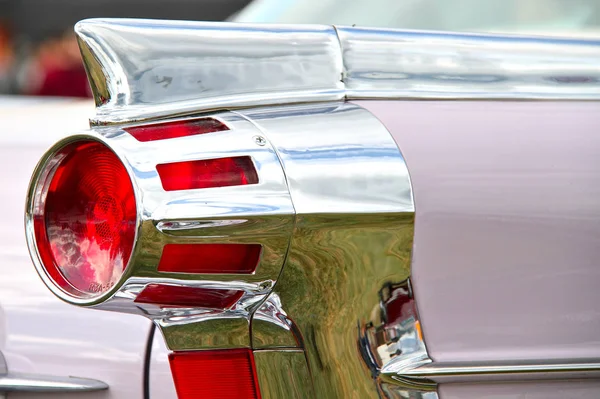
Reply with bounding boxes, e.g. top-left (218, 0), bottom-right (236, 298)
top-left (158, 244), bottom-right (261, 274)
top-left (33, 140), bottom-right (136, 296)
top-left (169, 349), bottom-right (261, 399)
top-left (156, 156), bottom-right (258, 191)
top-left (124, 118), bottom-right (228, 142)
top-left (134, 284), bottom-right (243, 308)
